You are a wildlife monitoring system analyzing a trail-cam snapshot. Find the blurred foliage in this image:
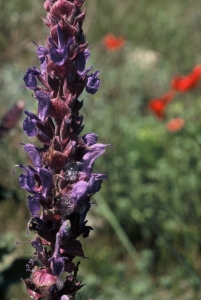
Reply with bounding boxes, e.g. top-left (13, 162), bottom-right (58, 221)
top-left (2, 0), bottom-right (201, 299)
